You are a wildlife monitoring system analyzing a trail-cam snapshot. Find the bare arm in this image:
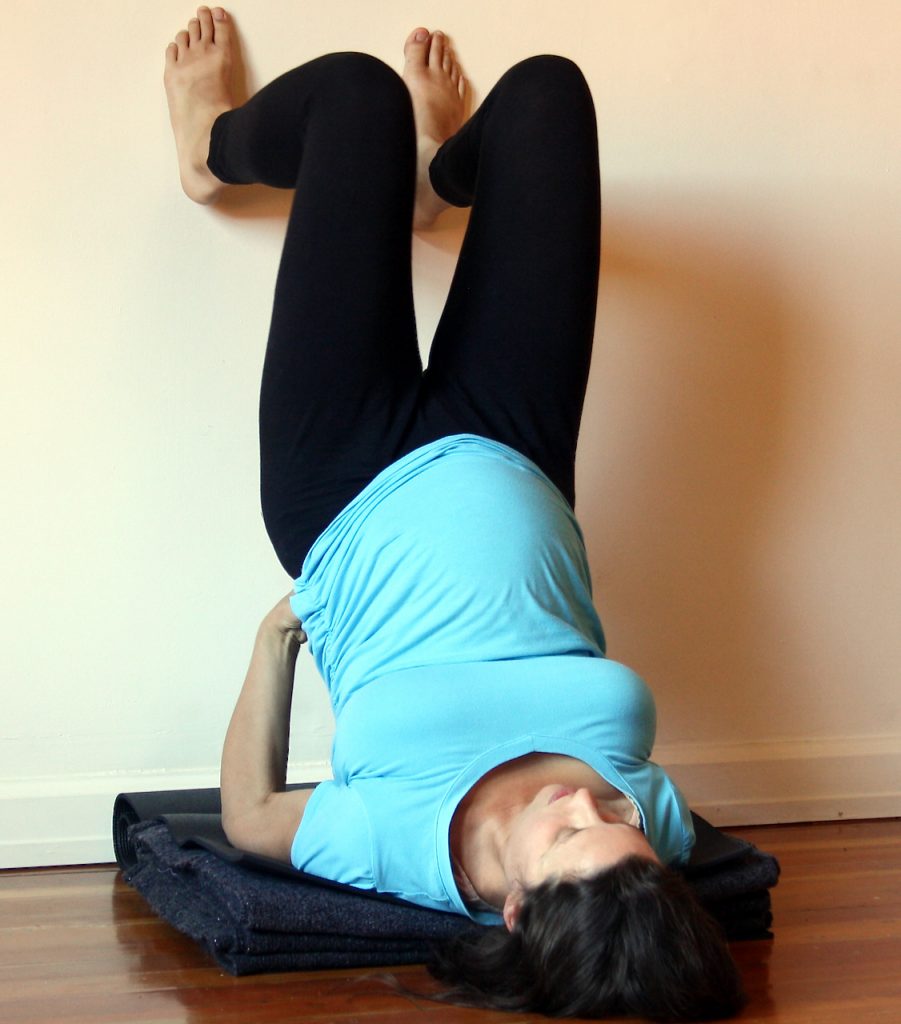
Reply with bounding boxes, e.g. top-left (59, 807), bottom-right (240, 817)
top-left (220, 595), bottom-right (315, 862)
